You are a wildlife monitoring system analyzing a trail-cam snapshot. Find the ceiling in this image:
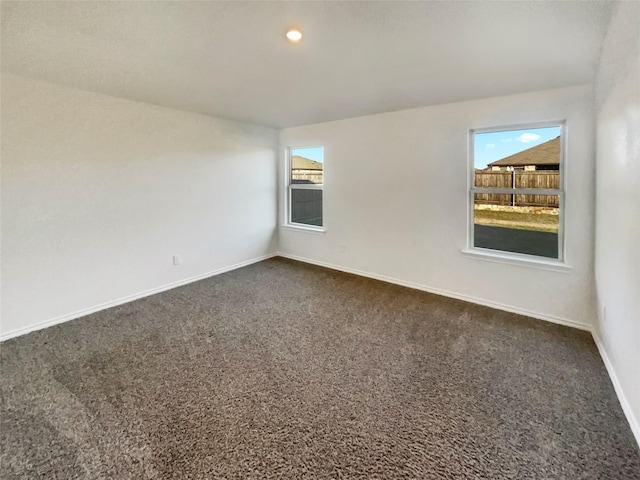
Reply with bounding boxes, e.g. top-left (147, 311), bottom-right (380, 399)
top-left (1, 1), bottom-right (614, 128)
